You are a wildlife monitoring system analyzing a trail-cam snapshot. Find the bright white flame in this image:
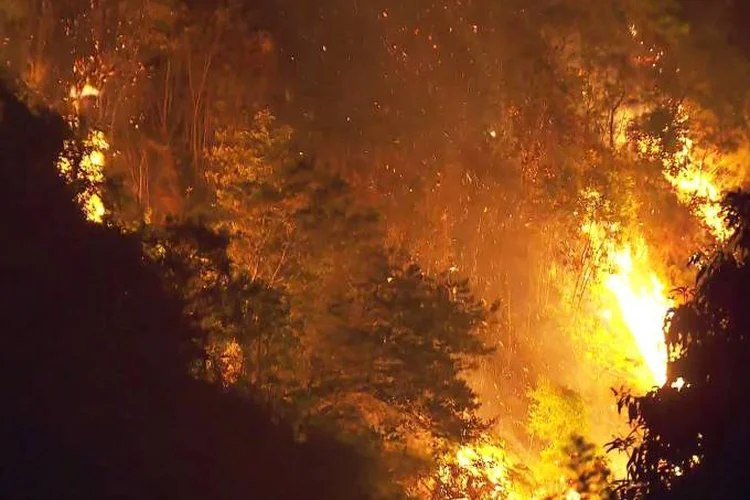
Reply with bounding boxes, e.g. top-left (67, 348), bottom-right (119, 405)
top-left (605, 246), bottom-right (670, 386)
